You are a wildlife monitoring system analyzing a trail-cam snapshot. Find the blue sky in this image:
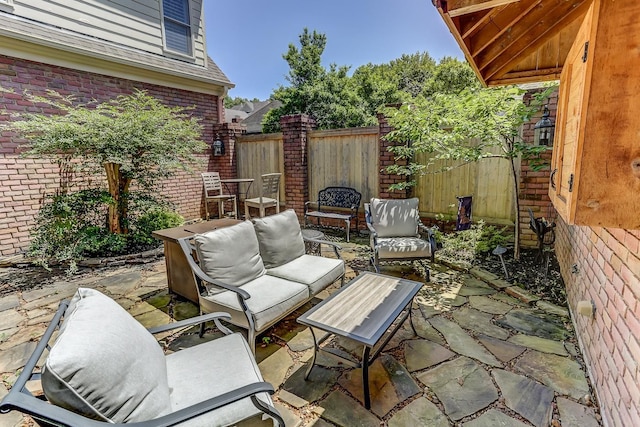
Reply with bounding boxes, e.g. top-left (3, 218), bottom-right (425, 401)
top-left (204, 0), bottom-right (465, 100)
